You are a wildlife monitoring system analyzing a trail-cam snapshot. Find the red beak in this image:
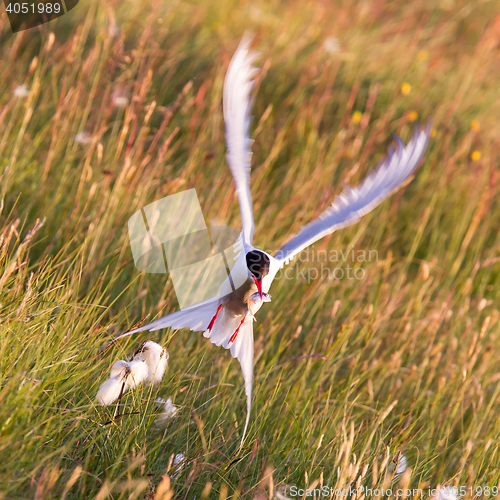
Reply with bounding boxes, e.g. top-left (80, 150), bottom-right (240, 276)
top-left (252, 275), bottom-right (263, 300)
